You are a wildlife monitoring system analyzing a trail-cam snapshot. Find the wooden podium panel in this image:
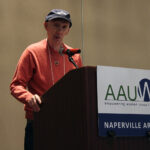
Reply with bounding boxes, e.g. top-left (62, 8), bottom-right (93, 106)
top-left (34, 67), bottom-right (150, 150)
